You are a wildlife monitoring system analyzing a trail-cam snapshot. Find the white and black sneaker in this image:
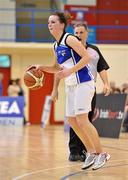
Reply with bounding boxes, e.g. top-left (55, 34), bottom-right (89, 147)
top-left (92, 152), bottom-right (110, 170)
top-left (82, 153), bottom-right (96, 170)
